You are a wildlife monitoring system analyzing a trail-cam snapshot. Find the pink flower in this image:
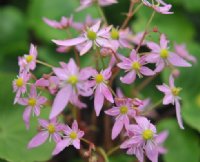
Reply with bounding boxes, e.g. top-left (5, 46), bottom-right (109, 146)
top-left (109, 28), bottom-right (133, 50)
top-left (121, 117), bottom-right (158, 162)
top-left (18, 85), bottom-right (47, 129)
top-left (20, 44), bottom-right (38, 72)
top-left (28, 118), bottom-right (64, 148)
top-left (90, 67), bottom-right (114, 116)
top-left (174, 43), bottom-right (197, 63)
top-left (118, 49), bottom-right (155, 84)
top-left (52, 21), bottom-right (112, 55)
top-left (157, 75), bottom-right (184, 129)
top-left (76, 0), bottom-right (118, 11)
top-left (52, 120), bottom-right (84, 155)
top-left (13, 71), bottom-right (30, 104)
top-left (145, 34), bottom-right (191, 72)
top-left (43, 15), bottom-right (74, 29)
top-left (142, 0), bottom-right (173, 14)
top-left (36, 76), bottom-right (60, 94)
top-left (105, 98), bottom-right (137, 139)
top-left (50, 59), bottom-right (94, 119)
